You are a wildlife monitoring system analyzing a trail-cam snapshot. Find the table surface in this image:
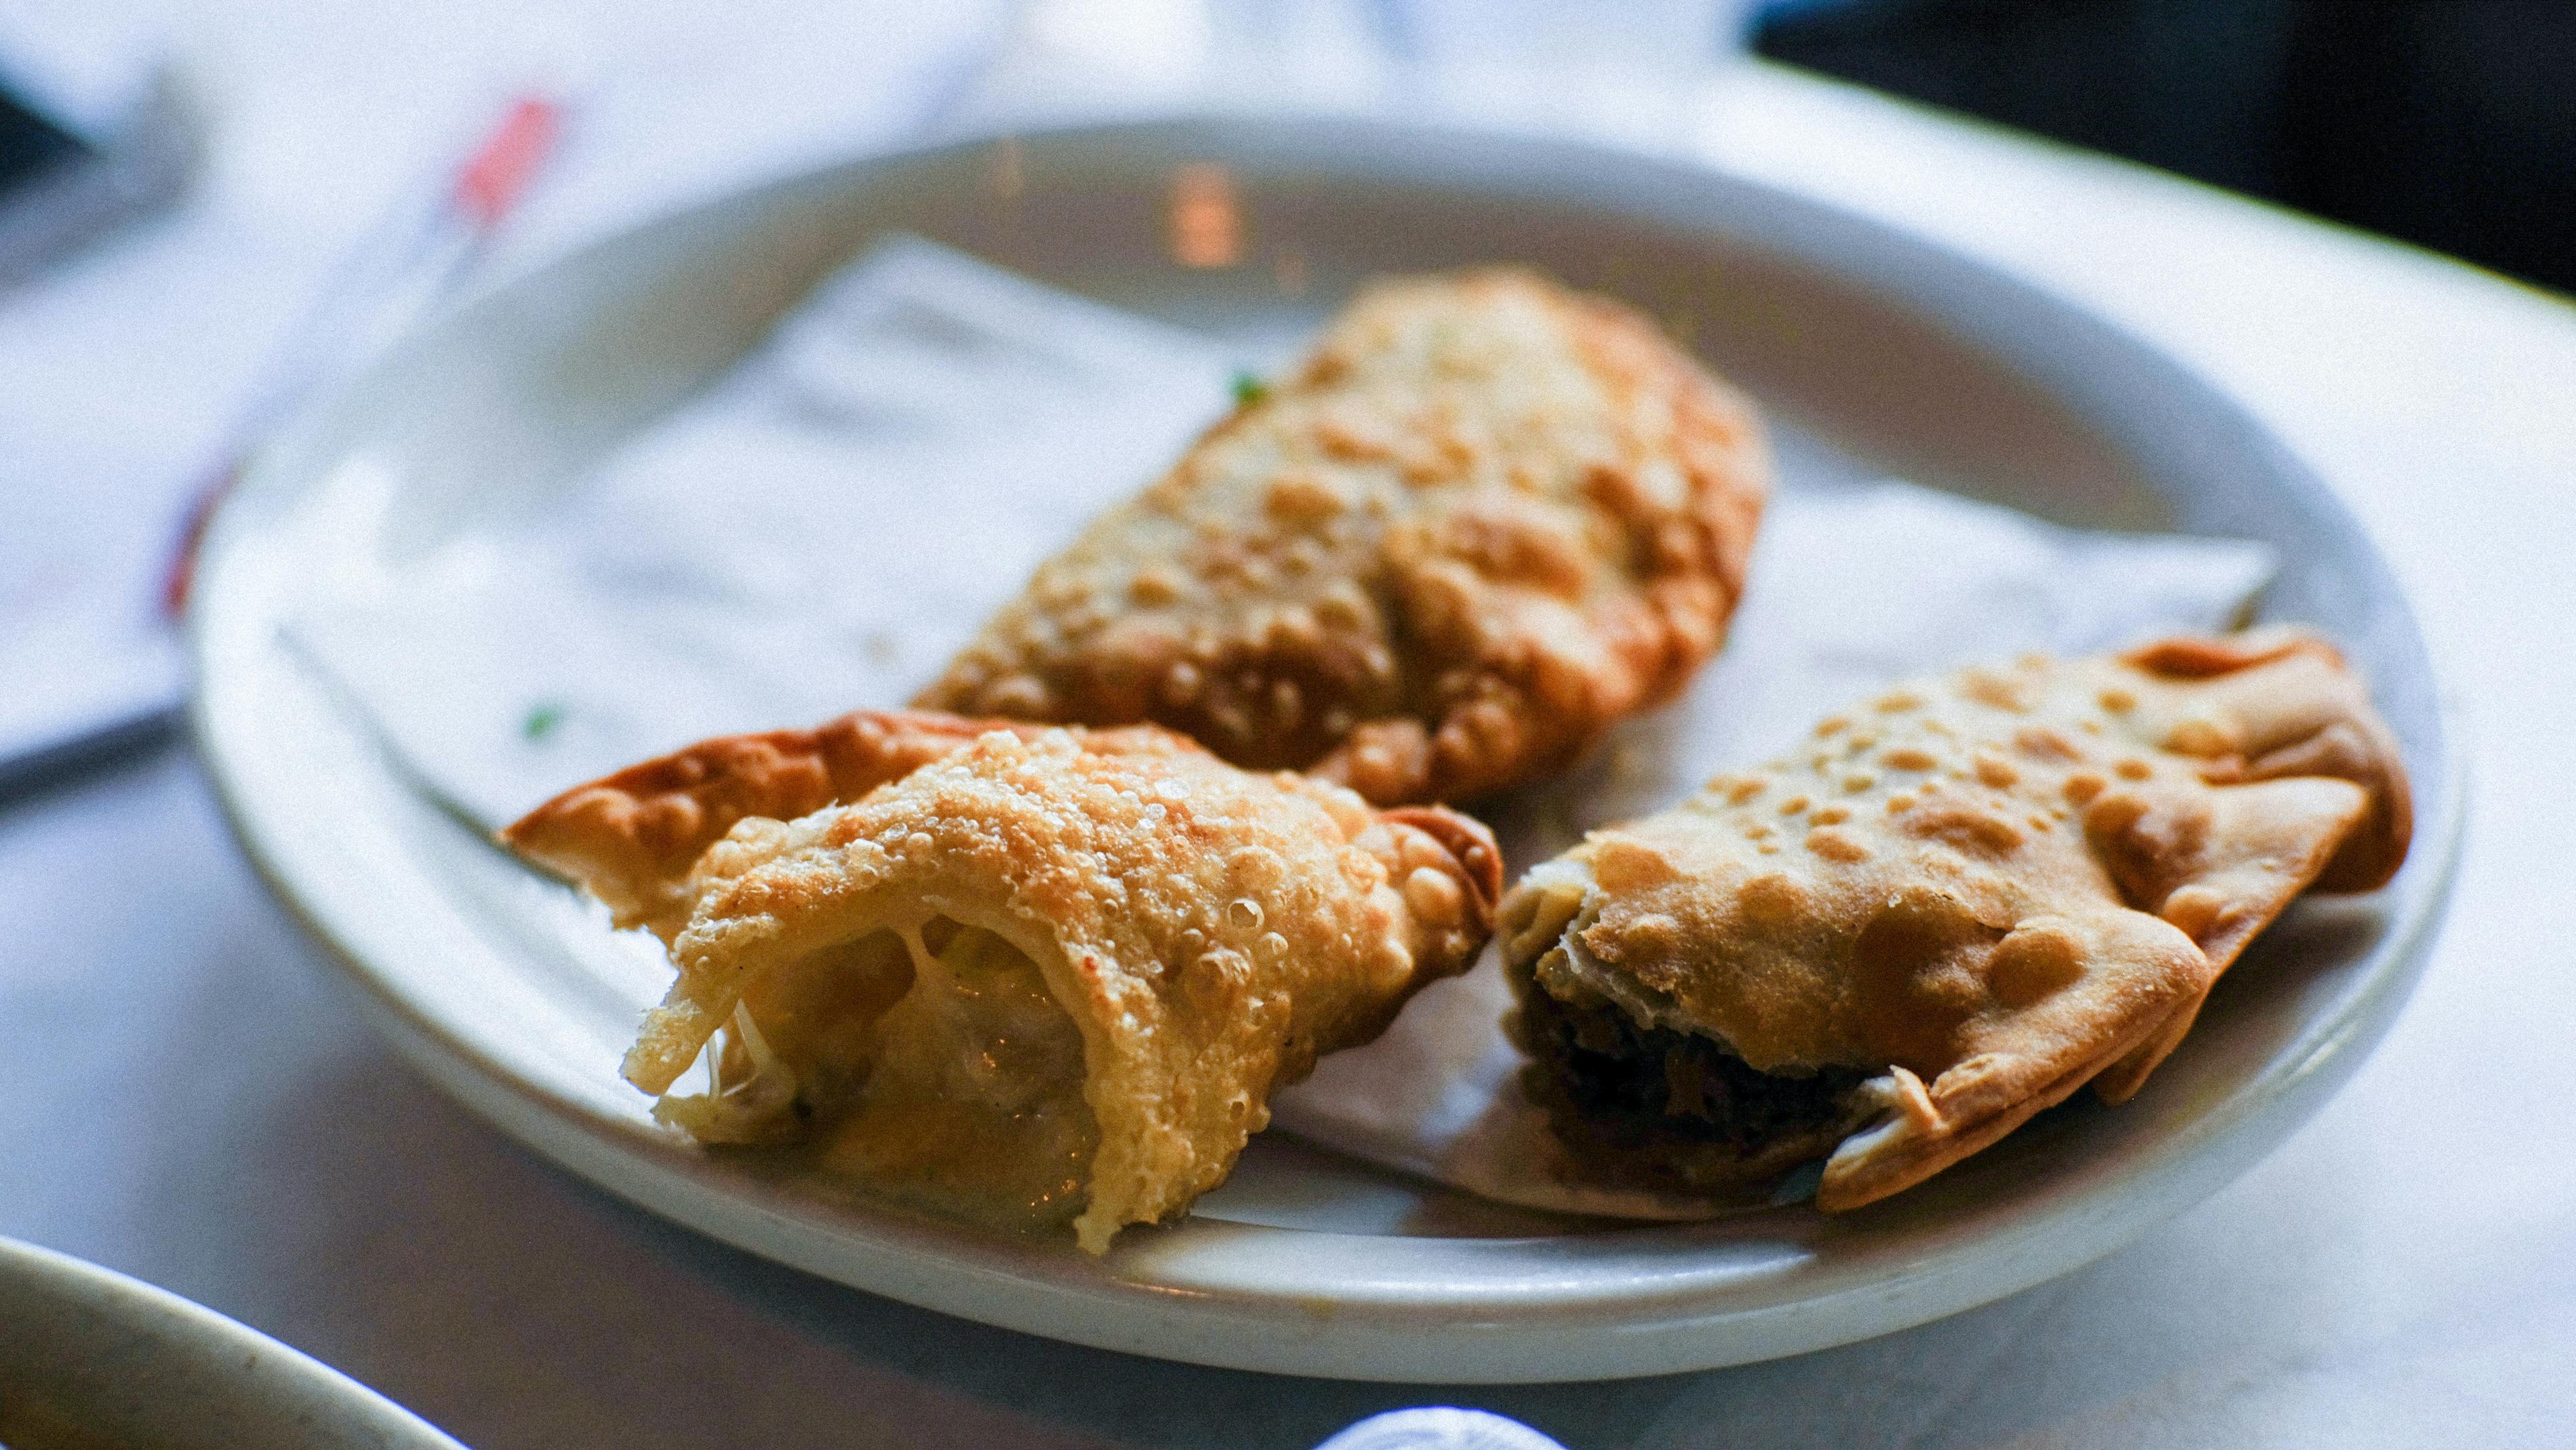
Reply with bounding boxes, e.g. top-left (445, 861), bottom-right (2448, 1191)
top-left (5, 5), bottom-right (2574, 1447)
